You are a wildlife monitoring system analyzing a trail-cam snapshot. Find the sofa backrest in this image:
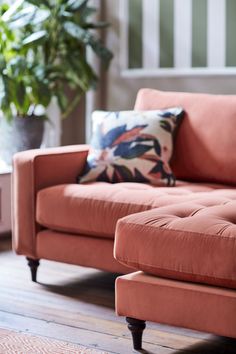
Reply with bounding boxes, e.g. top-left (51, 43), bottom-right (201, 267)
top-left (135, 88), bottom-right (236, 186)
